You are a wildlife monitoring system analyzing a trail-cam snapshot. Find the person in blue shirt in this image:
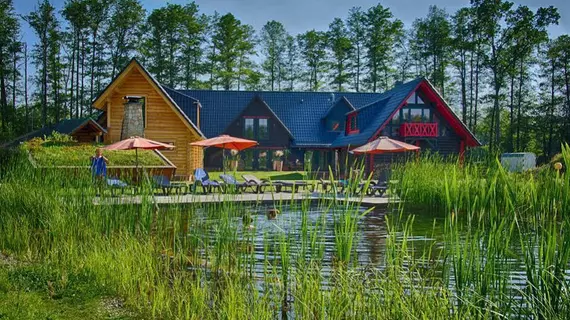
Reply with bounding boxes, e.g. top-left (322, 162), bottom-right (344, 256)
top-left (91, 148), bottom-right (109, 192)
